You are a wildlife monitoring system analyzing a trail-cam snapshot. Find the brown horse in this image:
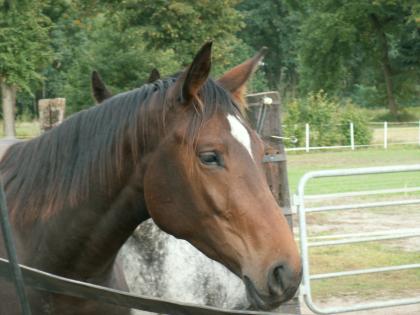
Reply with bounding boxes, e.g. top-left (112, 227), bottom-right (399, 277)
top-left (0, 42), bottom-right (301, 315)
